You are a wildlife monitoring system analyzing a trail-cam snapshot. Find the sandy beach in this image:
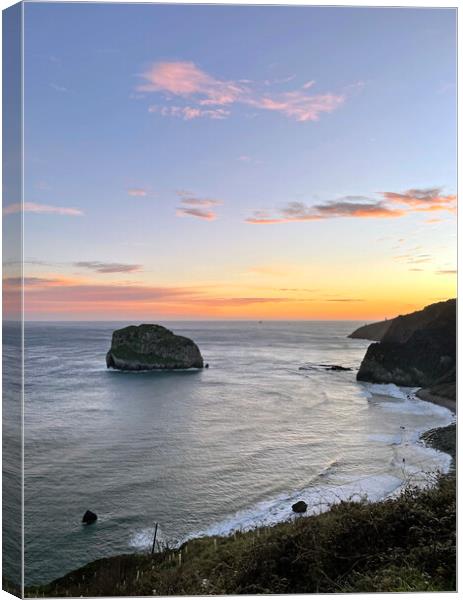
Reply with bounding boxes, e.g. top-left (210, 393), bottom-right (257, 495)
top-left (416, 388), bottom-right (456, 414)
